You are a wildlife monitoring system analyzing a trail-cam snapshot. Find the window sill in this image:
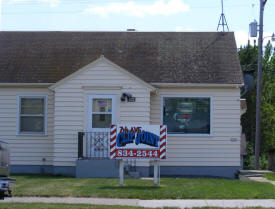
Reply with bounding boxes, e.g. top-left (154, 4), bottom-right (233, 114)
top-left (17, 133), bottom-right (48, 137)
top-left (167, 133), bottom-right (213, 137)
